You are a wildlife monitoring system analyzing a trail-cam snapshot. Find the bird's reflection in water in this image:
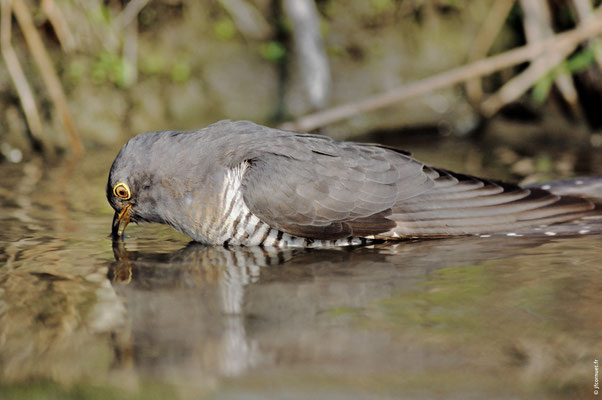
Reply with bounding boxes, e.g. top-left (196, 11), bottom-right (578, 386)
top-left (108, 234), bottom-right (578, 379)
top-left (110, 241), bottom-right (304, 376)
